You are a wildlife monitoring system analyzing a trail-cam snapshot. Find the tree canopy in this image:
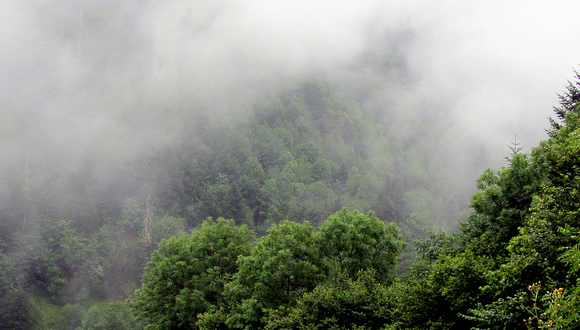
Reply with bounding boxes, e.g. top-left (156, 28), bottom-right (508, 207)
top-left (133, 209), bottom-right (404, 330)
top-left (131, 218), bottom-right (254, 330)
